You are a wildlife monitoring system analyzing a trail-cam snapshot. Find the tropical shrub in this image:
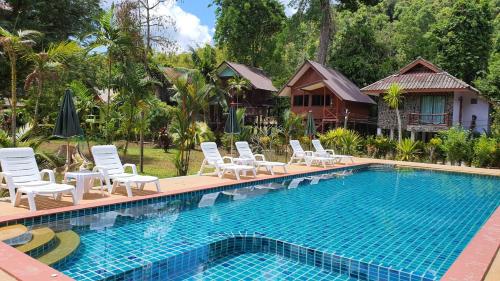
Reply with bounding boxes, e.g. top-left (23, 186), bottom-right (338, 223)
top-left (319, 128), bottom-right (361, 155)
top-left (396, 138), bottom-right (420, 161)
top-left (365, 135), bottom-right (395, 159)
top-left (426, 137), bottom-right (443, 163)
top-left (438, 127), bottom-right (472, 165)
top-left (299, 136), bottom-right (311, 149)
top-left (472, 134), bottom-right (499, 167)
top-left (194, 122), bottom-right (215, 147)
top-left (259, 135), bottom-right (271, 149)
